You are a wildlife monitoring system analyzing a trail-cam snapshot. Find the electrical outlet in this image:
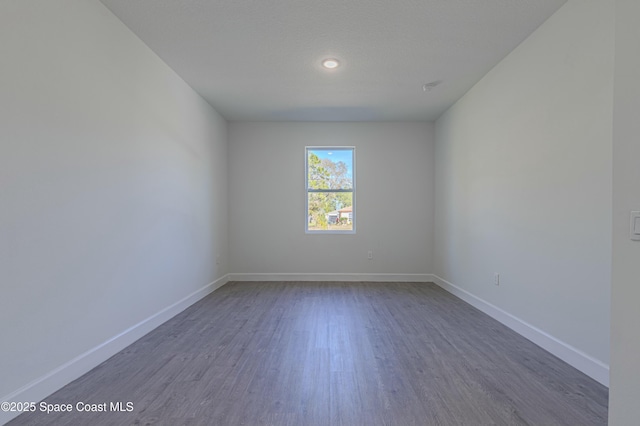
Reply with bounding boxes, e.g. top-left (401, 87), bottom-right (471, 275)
top-left (367, 250), bottom-right (373, 260)
top-left (216, 255), bottom-right (221, 265)
top-left (494, 273), bottom-right (500, 286)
